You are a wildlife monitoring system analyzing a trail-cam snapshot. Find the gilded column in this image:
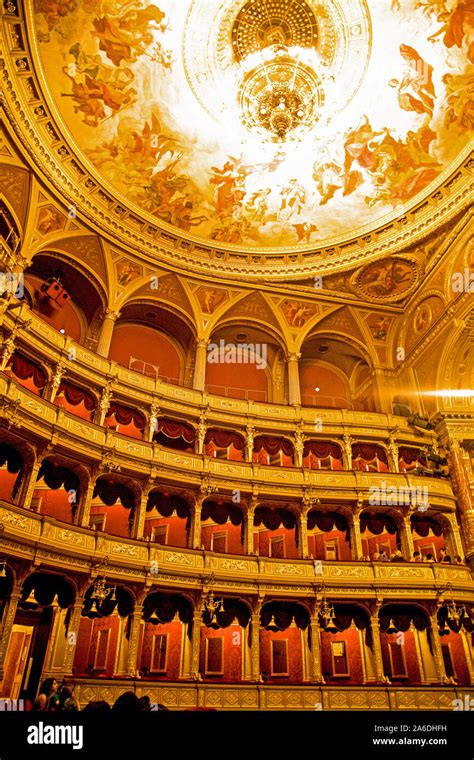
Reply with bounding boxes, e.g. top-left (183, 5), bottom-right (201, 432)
top-left (0, 328), bottom-right (17, 371)
top-left (190, 609), bottom-right (202, 679)
top-left (446, 439), bottom-right (474, 566)
top-left (132, 491), bottom-right (149, 540)
top-left (190, 497), bottom-right (203, 550)
top-left (126, 606), bottom-right (143, 677)
top-left (446, 513), bottom-right (464, 561)
top-left (309, 610), bottom-right (324, 683)
top-left (429, 611), bottom-right (447, 685)
top-left (298, 508), bottom-right (309, 559)
top-left (243, 500), bottom-right (255, 555)
top-left (342, 434), bottom-right (352, 470)
top-left (286, 352), bottom-right (301, 407)
top-left (196, 414), bottom-right (207, 456)
top-left (146, 402), bottom-right (160, 443)
top-left (76, 477), bottom-right (96, 528)
top-left (250, 612), bottom-right (261, 681)
top-left (193, 339), bottom-right (209, 392)
top-left (350, 514), bottom-right (364, 560)
top-left (370, 605), bottom-right (387, 684)
top-left (0, 586), bottom-right (22, 679)
top-left (388, 435), bottom-right (399, 473)
top-left (96, 380), bottom-right (113, 426)
top-left (17, 456), bottom-right (43, 510)
top-left (96, 309), bottom-right (120, 358)
top-left (402, 513), bottom-right (415, 559)
top-left (63, 597), bottom-right (85, 675)
top-left (245, 425), bottom-right (255, 463)
top-left (47, 362), bottom-right (65, 403)
top-left (294, 425), bottom-right (304, 468)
